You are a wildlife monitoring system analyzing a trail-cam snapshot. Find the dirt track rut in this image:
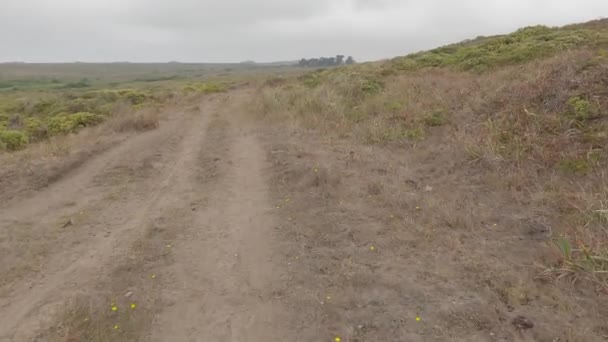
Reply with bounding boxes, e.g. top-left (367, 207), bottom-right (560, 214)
top-left (150, 114), bottom-right (289, 341)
